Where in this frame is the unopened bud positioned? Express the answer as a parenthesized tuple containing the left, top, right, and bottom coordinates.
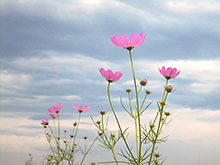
(96, 121, 101, 124)
(84, 136, 87, 139)
(70, 134, 74, 138)
(64, 140, 67, 143)
(160, 101, 166, 105)
(73, 122, 77, 126)
(111, 133, 116, 138)
(150, 124, 155, 128)
(64, 130, 67, 133)
(99, 132, 103, 135)
(126, 88, 131, 93)
(100, 110, 106, 115)
(146, 90, 151, 94)
(140, 79, 147, 86)
(165, 112, 171, 116)
(166, 85, 173, 93)
(155, 153, 160, 158)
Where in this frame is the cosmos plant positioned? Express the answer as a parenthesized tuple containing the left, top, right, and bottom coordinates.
(37, 32, 180, 165)
(92, 33, 180, 165)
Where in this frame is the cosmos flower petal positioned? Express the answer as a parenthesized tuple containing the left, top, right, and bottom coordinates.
(99, 68, 123, 82)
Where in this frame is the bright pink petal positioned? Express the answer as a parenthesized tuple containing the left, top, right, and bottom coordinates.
(99, 68, 105, 77)
(166, 67, 172, 76)
(57, 103, 62, 110)
(79, 105, 83, 110)
(129, 33, 141, 46)
(170, 68, 177, 77)
(111, 36, 121, 47)
(75, 103, 79, 109)
(117, 35, 129, 47)
(84, 105, 90, 111)
(174, 70, 180, 77)
(72, 103, 79, 110)
(136, 34, 146, 46)
(114, 71, 123, 81)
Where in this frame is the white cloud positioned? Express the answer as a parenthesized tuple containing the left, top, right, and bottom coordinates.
(166, 1, 220, 13)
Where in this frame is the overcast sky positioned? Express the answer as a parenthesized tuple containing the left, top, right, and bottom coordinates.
(1, 0, 220, 165)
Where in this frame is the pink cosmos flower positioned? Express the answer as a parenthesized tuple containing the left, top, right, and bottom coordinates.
(49, 114, 60, 118)
(99, 68, 123, 83)
(111, 33, 146, 50)
(159, 66, 180, 80)
(72, 103, 90, 113)
(41, 119, 49, 126)
(48, 103, 62, 113)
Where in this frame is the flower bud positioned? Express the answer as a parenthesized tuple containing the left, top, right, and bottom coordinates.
(146, 90, 151, 94)
(71, 149, 74, 152)
(165, 112, 171, 116)
(166, 85, 173, 93)
(100, 110, 106, 115)
(96, 121, 101, 124)
(155, 153, 160, 158)
(64, 130, 67, 133)
(126, 88, 132, 93)
(150, 124, 155, 128)
(140, 79, 147, 86)
(84, 136, 87, 139)
(57, 137, 60, 140)
(160, 101, 166, 105)
(99, 132, 103, 135)
(64, 140, 67, 143)
(70, 134, 74, 138)
(73, 122, 77, 126)
(111, 133, 116, 138)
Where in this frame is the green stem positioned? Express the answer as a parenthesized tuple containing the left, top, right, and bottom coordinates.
(107, 82, 136, 163)
(148, 80, 169, 165)
(80, 136, 99, 165)
(129, 50, 141, 162)
(44, 128, 56, 157)
(101, 115, 118, 165)
(73, 113, 81, 146)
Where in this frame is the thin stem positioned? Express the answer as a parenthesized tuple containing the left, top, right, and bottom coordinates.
(107, 82, 136, 163)
(148, 80, 169, 165)
(80, 136, 99, 165)
(73, 113, 81, 145)
(129, 50, 141, 162)
(101, 115, 118, 165)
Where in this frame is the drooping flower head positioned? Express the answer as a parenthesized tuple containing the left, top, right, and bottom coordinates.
(48, 103, 62, 113)
(49, 114, 60, 118)
(159, 66, 180, 80)
(111, 33, 146, 50)
(41, 119, 49, 126)
(99, 68, 123, 83)
(72, 103, 90, 113)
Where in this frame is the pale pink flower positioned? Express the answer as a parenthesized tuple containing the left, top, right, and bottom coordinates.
(48, 103, 62, 113)
(159, 66, 180, 80)
(99, 68, 123, 83)
(72, 103, 90, 113)
(111, 33, 146, 50)
(41, 119, 49, 126)
(49, 114, 60, 118)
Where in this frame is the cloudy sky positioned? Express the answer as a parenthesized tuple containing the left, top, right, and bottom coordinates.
(1, 0, 220, 164)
